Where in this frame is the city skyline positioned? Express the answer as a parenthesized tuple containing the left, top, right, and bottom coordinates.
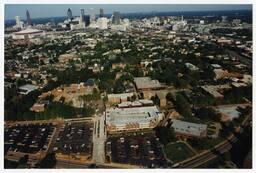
(5, 4, 252, 20)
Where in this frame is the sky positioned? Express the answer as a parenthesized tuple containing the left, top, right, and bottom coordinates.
(5, 4, 252, 20)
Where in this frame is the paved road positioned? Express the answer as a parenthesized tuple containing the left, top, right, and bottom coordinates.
(55, 160, 138, 168)
(47, 122, 63, 153)
(55, 160, 90, 168)
(92, 113, 107, 163)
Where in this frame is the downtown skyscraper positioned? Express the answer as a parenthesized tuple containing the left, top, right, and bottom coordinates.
(67, 8, 73, 20)
(112, 11, 121, 24)
(89, 8, 96, 22)
(79, 9, 85, 25)
(26, 10, 32, 26)
(15, 16, 22, 28)
(99, 8, 104, 18)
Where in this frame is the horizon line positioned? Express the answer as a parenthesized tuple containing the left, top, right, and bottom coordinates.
(5, 8, 252, 21)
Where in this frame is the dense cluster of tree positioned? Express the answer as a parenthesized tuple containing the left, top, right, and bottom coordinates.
(154, 126, 177, 145)
(97, 69, 116, 93)
(37, 153, 56, 168)
(34, 102, 95, 120)
(194, 107, 222, 122)
(4, 159, 19, 168)
(174, 93, 192, 117)
(4, 155, 29, 168)
(148, 56, 216, 88)
(5, 89, 41, 121)
(49, 68, 95, 85)
(113, 73, 134, 94)
(223, 85, 252, 104)
(78, 88, 100, 103)
(4, 86, 95, 121)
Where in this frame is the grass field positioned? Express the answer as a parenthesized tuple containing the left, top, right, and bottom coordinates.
(164, 142, 196, 163)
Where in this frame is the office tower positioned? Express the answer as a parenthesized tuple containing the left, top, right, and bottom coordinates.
(123, 18, 130, 27)
(67, 8, 73, 20)
(89, 8, 96, 22)
(112, 11, 121, 25)
(232, 19, 241, 25)
(97, 17, 108, 29)
(50, 18, 56, 26)
(80, 9, 85, 24)
(222, 16, 228, 23)
(15, 16, 21, 28)
(84, 15, 90, 26)
(26, 10, 32, 26)
(199, 20, 205, 25)
(99, 8, 104, 18)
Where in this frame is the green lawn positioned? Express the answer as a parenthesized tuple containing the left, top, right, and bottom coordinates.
(164, 142, 196, 163)
(207, 129, 215, 136)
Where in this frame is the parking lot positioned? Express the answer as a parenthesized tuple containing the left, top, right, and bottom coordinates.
(106, 132, 167, 168)
(53, 121, 93, 157)
(4, 123, 55, 154)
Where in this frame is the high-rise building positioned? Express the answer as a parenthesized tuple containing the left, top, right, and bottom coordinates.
(112, 11, 121, 25)
(50, 18, 56, 27)
(199, 20, 205, 25)
(97, 17, 108, 29)
(80, 9, 85, 23)
(14, 16, 24, 29)
(222, 16, 228, 23)
(71, 9, 86, 30)
(84, 15, 90, 26)
(232, 19, 241, 26)
(89, 8, 96, 22)
(15, 16, 21, 28)
(26, 10, 32, 26)
(99, 8, 104, 18)
(67, 8, 73, 20)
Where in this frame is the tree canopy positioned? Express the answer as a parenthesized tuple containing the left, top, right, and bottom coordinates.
(175, 93, 192, 117)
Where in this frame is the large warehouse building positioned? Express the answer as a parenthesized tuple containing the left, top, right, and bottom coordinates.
(106, 100, 164, 133)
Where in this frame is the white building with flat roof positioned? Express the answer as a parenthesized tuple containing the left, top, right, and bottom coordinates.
(19, 84, 38, 95)
(201, 84, 231, 99)
(171, 119, 207, 138)
(185, 63, 199, 71)
(108, 92, 135, 103)
(134, 77, 162, 90)
(214, 104, 250, 122)
(106, 100, 164, 132)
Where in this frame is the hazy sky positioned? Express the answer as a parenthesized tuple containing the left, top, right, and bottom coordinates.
(5, 4, 252, 20)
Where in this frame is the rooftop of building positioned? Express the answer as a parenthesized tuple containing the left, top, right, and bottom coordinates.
(106, 107, 162, 125)
(106, 100, 163, 126)
(19, 84, 38, 92)
(214, 104, 249, 121)
(108, 92, 134, 99)
(171, 119, 207, 137)
(134, 77, 162, 90)
(201, 84, 231, 98)
(14, 28, 43, 35)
